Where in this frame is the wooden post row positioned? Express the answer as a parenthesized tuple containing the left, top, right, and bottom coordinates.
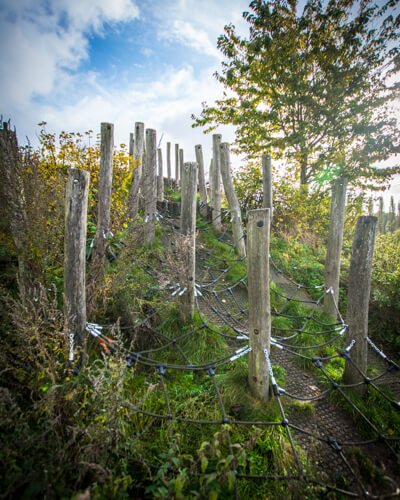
(94, 122, 114, 264)
(343, 216, 377, 389)
(247, 208, 271, 402)
(64, 168, 90, 368)
(220, 142, 246, 258)
(179, 162, 198, 321)
(195, 144, 209, 218)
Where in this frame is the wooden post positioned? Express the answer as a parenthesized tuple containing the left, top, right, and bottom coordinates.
(179, 148, 184, 186)
(343, 216, 377, 388)
(0, 122, 29, 295)
(167, 142, 172, 186)
(324, 177, 348, 318)
(211, 134, 222, 231)
(143, 129, 157, 246)
(129, 132, 134, 168)
(207, 158, 213, 203)
(179, 162, 198, 322)
(195, 144, 208, 218)
(247, 208, 271, 402)
(175, 143, 179, 183)
(220, 143, 246, 258)
(64, 168, 90, 368)
(157, 148, 164, 202)
(94, 122, 114, 262)
(128, 122, 145, 220)
(262, 154, 273, 214)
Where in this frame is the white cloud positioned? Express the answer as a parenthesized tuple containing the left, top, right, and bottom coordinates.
(0, 0, 139, 107)
(159, 20, 222, 59)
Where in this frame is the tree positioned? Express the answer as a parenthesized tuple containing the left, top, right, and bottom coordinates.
(192, 0, 400, 188)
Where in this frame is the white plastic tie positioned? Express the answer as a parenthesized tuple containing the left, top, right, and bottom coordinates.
(69, 333, 74, 362)
(345, 339, 356, 352)
(230, 346, 251, 362)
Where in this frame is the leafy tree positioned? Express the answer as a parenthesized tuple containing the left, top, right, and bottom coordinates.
(193, 0, 400, 188)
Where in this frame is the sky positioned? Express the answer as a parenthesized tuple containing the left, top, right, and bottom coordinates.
(1, 0, 399, 206)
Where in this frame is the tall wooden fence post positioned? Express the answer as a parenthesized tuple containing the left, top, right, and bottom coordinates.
(207, 158, 213, 204)
(143, 129, 157, 246)
(175, 144, 179, 184)
(220, 143, 246, 258)
(195, 144, 208, 218)
(211, 134, 222, 231)
(179, 148, 184, 186)
(94, 122, 114, 263)
(343, 216, 377, 389)
(129, 132, 134, 170)
(0, 122, 29, 299)
(157, 148, 164, 201)
(247, 208, 271, 402)
(262, 154, 273, 214)
(167, 142, 172, 186)
(324, 177, 347, 317)
(64, 168, 90, 369)
(128, 122, 145, 220)
(179, 162, 198, 322)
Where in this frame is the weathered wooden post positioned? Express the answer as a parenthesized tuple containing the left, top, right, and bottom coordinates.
(167, 142, 172, 186)
(94, 122, 114, 263)
(179, 148, 184, 186)
(247, 208, 271, 402)
(207, 158, 213, 203)
(129, 132, 134, 168)
(128, 122, 145, 220)
(0, 122, 29, 296)
(324, 177, 348, 318)
(157, 148, 164, 202)
(262, 154, 273, 214)
(343, 216, 377, 389)
(175, 143, 179, 183)
(179, 162, 198, 322)
(195, 144, 208, 218)
(143, 129, 157, 245)
(211, 134, 222, 231)
(220, 143, 246, 258)
(64, 168, 90, 369)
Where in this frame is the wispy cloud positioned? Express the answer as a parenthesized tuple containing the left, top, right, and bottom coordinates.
(159, 20, 222, 59)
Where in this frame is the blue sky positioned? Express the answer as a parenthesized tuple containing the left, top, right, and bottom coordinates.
(0, 0, 399, 203)
(0, 0, 249, 173)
